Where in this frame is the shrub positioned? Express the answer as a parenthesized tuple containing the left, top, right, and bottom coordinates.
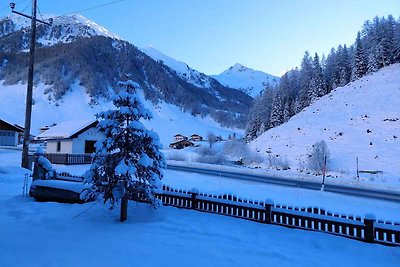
(307, 140, 330, 172)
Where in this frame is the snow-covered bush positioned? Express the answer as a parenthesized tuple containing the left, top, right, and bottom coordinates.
(307, 140, 330, 172)
(223, 139, 264, 165)
(268, 154, 290, 170)
(207, 131, 217, 148)
(85, 78, 165, 221)
(196, 147, 225, 165)
(165, 150, 188, 162)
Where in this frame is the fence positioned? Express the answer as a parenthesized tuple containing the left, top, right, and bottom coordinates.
(44, 153, 93, 165)
(51, 173, 400, 246)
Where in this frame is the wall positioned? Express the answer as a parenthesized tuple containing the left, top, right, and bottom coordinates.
(72, 127, 104, 154)
(0, 131, 18, 146)
(47, 140, 73, 153)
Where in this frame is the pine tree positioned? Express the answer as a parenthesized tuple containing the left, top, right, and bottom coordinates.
(86, 78, 166, 221)
(310, 53, 326, 99)
(352, 32, 368, 79)
(269, 93, 284, 128)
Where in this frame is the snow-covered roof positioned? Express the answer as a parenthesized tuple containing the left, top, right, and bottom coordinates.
(38, 119, 97, 140)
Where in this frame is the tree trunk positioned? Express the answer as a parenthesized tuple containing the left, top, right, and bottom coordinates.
(120, 196, 128, 222)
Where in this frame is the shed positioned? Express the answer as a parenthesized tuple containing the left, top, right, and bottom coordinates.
(37, 119, 103, 154)
(0, 119, 24, 146)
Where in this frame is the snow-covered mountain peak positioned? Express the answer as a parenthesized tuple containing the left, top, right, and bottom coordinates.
(0, 13, 119, 45)
(213, 64, 280, 98)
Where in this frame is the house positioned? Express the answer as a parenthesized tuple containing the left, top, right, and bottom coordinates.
(169, 140, 194, 149)
(0, 119, 24, 146)
(37, 119, 104, 154)
(174, 134, 188, 142)
(190, 134, 203, 141)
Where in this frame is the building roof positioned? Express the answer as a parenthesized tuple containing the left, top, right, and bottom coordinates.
(174, 134, 185, 137)
(0, 119, 24, 133)
(169, 140, 194, 146)
(38, 119, 98, 140)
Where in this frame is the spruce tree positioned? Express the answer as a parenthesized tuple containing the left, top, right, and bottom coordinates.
(269, 93, 284, 128)
(86, 78, 166, 221)
(352, 32, 368, 79)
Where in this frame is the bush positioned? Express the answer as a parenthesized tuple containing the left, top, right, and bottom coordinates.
(196, 147, 225, 165)
(165, 150, 188, 162)
(268, 154, 290, 170)
(223, 139, 264, 165)
(307, 140, 330, 172)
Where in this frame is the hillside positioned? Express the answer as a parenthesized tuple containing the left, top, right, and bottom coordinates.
(0, 81, 241, 146)
(213, 63, 280, 97)
(250, 64, 400, 184)
(0, 14, 252, 129)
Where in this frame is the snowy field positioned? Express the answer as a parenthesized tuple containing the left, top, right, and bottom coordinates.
(251, 64, 400, 186)
(0, 150, 399, 266)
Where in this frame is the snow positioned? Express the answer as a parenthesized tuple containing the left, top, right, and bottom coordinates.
(251, 64, 400, 186)
(213, 63, 280, 97)
(0, 81, 240, 146)
(38, 119, 96, 139)
(1, 148, 400, 266)
(23, 151, 399, 222)
(141, 46, 213, 89)
(0, 148, 399, 266)
(31, 179, 90, 193)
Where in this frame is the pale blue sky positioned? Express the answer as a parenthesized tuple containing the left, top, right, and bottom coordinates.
(1, 0, 398, 76)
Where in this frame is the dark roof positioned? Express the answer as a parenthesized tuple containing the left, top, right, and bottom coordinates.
(174, 134, 185, 137)
(0, 119, 24, 132)
(169, 140, 194, 146)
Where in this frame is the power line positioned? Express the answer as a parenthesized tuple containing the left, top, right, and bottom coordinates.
(63, 0, 129, 16)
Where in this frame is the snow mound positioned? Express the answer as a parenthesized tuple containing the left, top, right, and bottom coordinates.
(250, 64, 400, 185)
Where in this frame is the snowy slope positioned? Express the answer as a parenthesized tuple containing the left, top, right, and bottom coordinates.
(0, 82, 241, 146)
(141, 46, 213, 89)
(213, 63, 280, 97)
(250, 64, 400, 184)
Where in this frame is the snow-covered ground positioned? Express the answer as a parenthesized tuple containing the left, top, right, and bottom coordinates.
(0, 149, 399, 266)
(7, 147, 395, 222)
(251, 64, 400, 186)
(0, 81, 240, 146)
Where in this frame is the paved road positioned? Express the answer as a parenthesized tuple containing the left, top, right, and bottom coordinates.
(167, 165, 400, 203)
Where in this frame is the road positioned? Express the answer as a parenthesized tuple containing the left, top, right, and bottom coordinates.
(167, 164, 400, 203)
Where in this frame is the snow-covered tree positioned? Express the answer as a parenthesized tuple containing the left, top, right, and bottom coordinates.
(352, 32, 368, 79)
(86, 79, 166, 221)
(269, 93, 284, 128)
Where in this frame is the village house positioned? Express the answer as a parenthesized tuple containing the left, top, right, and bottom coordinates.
(174, 134, 188, 142)
(37, 120, 104, 154)
(190, 133, 203, 141)
(169, 140, 194, 150)
(0, 119, 24, 146)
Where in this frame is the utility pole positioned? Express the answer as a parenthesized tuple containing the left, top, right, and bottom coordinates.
(321, 155, 327, 191)
(10, 2, 52, 169)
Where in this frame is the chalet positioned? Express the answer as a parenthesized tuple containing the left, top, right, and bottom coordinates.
(37, 120, 104, 154)
(169, 140, 194, 150)
(190, 134, 203, 141)
(0, 119, 24, 146)
(174, 134, 188, 142)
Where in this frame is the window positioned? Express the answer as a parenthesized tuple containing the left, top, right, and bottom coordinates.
(56, 141, 61, 152)
(84, 140, 96, 154)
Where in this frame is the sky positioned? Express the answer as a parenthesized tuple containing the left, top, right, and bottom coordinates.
(0, 0, 399, 76)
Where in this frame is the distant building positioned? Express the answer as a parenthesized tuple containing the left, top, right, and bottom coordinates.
(37, 120, 104, 154)
(174, 134, 188, 142)
(169, 140, 194, 150)
(0, 119, 24, 146)
(190, 134, 203, 141)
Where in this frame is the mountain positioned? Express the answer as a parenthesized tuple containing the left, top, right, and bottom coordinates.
(0, 14, 252, 129)
(250, 64, 400, 184)
(213, 63, 280, 97)
(141, 46, 213, 89)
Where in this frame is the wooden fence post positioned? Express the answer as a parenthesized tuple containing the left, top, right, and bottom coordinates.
(190, 188, 199, 209)
(364, 213, 376, 243)
(264, 199, 274, 224)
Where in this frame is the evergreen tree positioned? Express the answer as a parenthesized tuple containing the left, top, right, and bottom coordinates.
(352, 32, 368, 79)
(310, 53, 326, 99)
(269, 93, 284, 128)
(86, 78, 166, 221)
